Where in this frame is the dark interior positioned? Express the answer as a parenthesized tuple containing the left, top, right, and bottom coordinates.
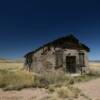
(66, 56, 76, 73)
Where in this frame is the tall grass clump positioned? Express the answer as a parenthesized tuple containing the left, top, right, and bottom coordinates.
(0, 69, 34, 90)
(56, 86, 80, 99)
(33, 71, 72, 88)
(0, 63, 100, 91)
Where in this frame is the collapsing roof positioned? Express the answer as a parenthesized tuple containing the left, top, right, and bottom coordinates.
(24, 34, 90, 57)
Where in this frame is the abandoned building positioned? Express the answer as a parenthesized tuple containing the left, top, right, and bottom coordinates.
(24, 35, 90, 73)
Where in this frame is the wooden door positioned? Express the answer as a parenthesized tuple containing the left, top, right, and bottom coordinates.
(66, 56, 76, 73)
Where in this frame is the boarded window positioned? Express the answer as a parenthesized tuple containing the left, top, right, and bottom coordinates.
(79, 53, 85, 66)
(55, 50, 63, 68)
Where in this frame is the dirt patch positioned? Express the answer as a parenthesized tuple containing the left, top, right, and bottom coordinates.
(74, 78, 100, 100)
(0, 88, 49, 100)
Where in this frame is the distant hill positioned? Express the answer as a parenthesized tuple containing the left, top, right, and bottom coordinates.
(0, 58, 11, 63)
(0, 58, 24, 63)
(89, 60, 100, 63)
(13, 59, 24, 63)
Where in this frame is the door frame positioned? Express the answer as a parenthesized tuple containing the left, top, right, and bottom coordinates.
(66, 56, 76, 73)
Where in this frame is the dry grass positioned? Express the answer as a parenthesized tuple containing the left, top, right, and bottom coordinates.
(0, 62, 100, 89)
(41, 86, 80, 100)
(89, 62, 100, 73)
(0, 62, 81, 97)
(0, 69, 34, 90)
(56, 86, 80, 99)
(0, 62, 35, 90)
(0, 62, 23, 70)
(0, 62, 100, 99)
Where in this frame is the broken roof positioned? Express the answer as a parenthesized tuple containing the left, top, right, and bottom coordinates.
(24, 34, 90, 57)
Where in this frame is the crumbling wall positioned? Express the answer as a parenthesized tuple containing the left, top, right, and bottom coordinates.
(31, 47, 56, 73)
(26, 46, 89, 74)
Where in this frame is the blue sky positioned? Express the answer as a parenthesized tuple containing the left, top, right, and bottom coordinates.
(0, 0, 100, 60)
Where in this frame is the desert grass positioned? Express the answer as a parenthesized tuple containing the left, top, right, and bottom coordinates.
(0, 69, 35, 90)
(0, 62, 35, 90)
(0, 62, 100, 99)
(0, 62, 23, 70)
(0, 63, 81, 99)
(0, 62, 100, 90)
(89, 62, 100, 71)
(41, 86, 80, 100)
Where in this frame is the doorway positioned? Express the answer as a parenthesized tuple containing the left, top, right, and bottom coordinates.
(66, 56, 76, 73)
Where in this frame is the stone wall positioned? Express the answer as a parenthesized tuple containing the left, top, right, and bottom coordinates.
(31, 47, 56, 73)
(30, 46, 89, 73)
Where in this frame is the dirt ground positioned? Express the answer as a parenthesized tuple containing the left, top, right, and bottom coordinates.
(0, 78, 100, 100)
(0, 88, 49, 100)
(0, 62, 100, 100)
(75, 78, 100, 100)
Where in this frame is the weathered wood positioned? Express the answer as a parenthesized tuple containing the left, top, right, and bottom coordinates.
(24, 35, 90, 73)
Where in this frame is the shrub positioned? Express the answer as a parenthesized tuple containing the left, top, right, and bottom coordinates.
(87, 69, 100, 77)
(33, 71, 72, 88)
(0, 65, 100, 91)
(48, 85, 55, 92)
(42, 71, 69, 84)
(56, 86, 80, 99)
(33, 74, 49, 88)
(0, 69, 34, 90)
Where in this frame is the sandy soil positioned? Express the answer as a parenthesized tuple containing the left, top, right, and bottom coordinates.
(75, 78, 100, 100)
(0, 88, 50, 100)
(0, 78, 100, 100)
(0, 88, 85, 100)
(0, 62, 100, 100)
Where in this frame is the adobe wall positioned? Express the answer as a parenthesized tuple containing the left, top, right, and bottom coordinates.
(31, 46, 89, 73)
(31, 47, 56, 73)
